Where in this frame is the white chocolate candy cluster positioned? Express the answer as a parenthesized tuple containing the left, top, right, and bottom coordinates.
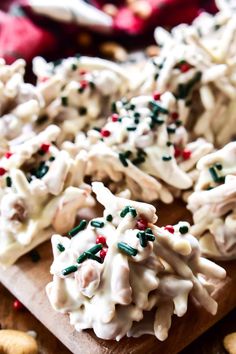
(67, 94, 212, 203)
(0, 125, 94, 267)
(139, 5, 236, 146)
(188, 142, 236, 260)
(0, 58, 43, 144)
(47, 182, 226, 341)
(32, 56, 130, 144)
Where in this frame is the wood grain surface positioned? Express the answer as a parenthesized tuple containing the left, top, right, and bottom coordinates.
(0, 200, 235, 354)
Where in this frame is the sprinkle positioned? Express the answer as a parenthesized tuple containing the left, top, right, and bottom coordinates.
(127, 126, 136, 131)
(132, 156, 145, 165)
(174, 146, 182, 158)
(117, 242, 137, 256)
(120, 206, 137, 218)
(175, 120, 182, 127)
(177, 71, 202, 99)
(180, 63, 191, 73)
(77, 244, 103, 264)
(166, 141, 173, 147)
(215, 163, 223, 170)
(136, 218, 148, 230)
(6, 176, 12, 187)
(137, 231, 148, 247)
(36, 165, 49, 179)
(5, 152, 13, 159)
(155, 117, 165, 125)
(40, 143, 50, 154)
(129, 104, 135, 110)
(0, 167, 7, 176)
(100, 248, 108, 259)
(119, 153, 128, 167)
(171, 112, 179, 120)
(79, 106, 87, 115)
(182, 149, 192, 160)
(179, 225, 189, 234)
(68, 220, 87, 236)
(150, 101, 169, 114)
(62, 265, 78, 276)
(96, 235, 106, 245)
(71, 63, 77, 71)
(164, 225, 174, 234)
(29, 250, 41, 263)
(134, 118, 140, 124)
(61, 96, 68, 106)
(209, 167, 219, 183)
(13, 299, 24, 311)
(89, 81, 95, 89)
(167, 126, 176, 134)
(111, 113, 119, 122)
(92, 127, 101, 132)
(111, 101, 117, 113)
(101, 129, 111, 137)
(90, 220, 105, 228)
(153, 91, 161, 101)
(49, 156, 55, 162)
(106, 214, 113, 222)
(57, 243, 65, 252)
(87, 243, 103, 255)
(134, 112, 140, 118)
(162, 155, 172, 161)
(124, 150, 132, 158)
(86, 253, 103, 263)
(77, 252, 88, 264)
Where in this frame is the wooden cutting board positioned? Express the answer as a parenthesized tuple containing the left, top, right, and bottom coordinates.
(0, 200, 235, 354)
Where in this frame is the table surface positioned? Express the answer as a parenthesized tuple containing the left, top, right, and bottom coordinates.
(0, 282, 235, 354)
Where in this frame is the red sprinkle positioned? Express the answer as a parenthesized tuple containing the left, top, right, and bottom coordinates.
(0, 167, 7, 176)
(164, 225, 174, 234)
(101, 129, 111, 138)
(171, 112, 179, 120)
(100, 248, 108, 259)
(5, 152, 13, 159)
(96, 235, 107, 245)
(174, 146, 181, 158)
(80, 80, 88, 89)
(180, 63, 191, 73)
(111, 113, 119, 122)
(153, 91, 161, 101)
(40, 77, 49, 83)
(136, 218, 148, 231)
(79, 69, 87, 75)
(13, 299, 24, 311)
(182, 149, 192, 160)
(40, 143, 50, 153)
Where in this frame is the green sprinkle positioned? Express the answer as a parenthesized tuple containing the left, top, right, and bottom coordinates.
(90, 220, 104, 228)
(146, 234, 155, 241)
(61, 96, 68, 106)
(120, 206, 137, 218)
(120, 206, 130, 218)
(49, 156, 55, 162)
(214, 24, 221, 30)
(134, 118, 140, 124)
(89, 81, 95, 89)
(92, 127, 101, 132)
(118, 118, 123, 122)
(57, 243, 65, 252)
(111, 102, 117, 113)
(62, 265, 78, 276)
(146, 228, 153, 234)
(129, 104, 135, 110)
(6, 176, 12, 187)
(156, 117, 165, 125)
(166, 141, 173, 147)
(87, 243, 103, 254)
(127, 126, 136, 131)
(79, 106, 87, 115)
(167, 126, 176, 134)
(132, 156, 145, 165)
(78, 86, 84, 94)
(215, 163, 223, 170)
(134, 112, 140, 118)
(124, 150, 132, 158)
(68, 220, 87, 237)
(86, 252, 103, 263)
(71, 63, 77, 71)
(119, 153, 128, 167)
(175, 120, 182, 127)
(106, 214, 113, 222)
(36, 114, 48, 126)
(177, 71, 202, 99)
(150, 101, 169, 114)
(154, 73, 159, 80)
(77, 252, 88, 264)
(162, 155, 172, 161)
(209, 167, 219, 183)
(179, 225, 189, 234)
(36, 165, 49, 179)
(117, 242, 137, 256)
(137, 231, 148, 248)
(137, 148, 147, 157)
(217, 176, 225, 183)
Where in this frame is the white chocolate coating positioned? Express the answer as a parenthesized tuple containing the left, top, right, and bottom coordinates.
(137, 6, 236, 146)
(68, 94, 212, 203)
(188, 142, 236, 259)
(47, 182, 226, 341)
(0, 125, 94, 267)
(32, 56, 130, 144)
